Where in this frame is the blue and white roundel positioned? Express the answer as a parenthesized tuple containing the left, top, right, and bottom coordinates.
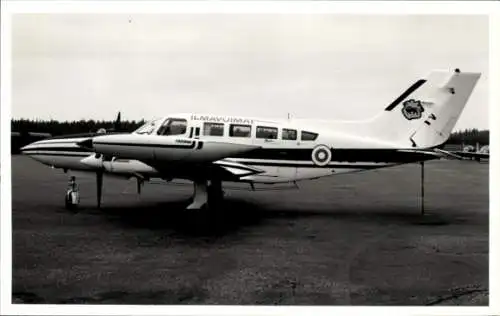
(311, 145, 332, 166)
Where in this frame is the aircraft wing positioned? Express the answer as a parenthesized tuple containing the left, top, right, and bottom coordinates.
(78, 135, 266, 181)
(141, 158, 265, 182)
(80, 136, 262, 164)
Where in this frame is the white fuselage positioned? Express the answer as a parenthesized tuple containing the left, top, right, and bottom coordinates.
(21, 114, 403, 184)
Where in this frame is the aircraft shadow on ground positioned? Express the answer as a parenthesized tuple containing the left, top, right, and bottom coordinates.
(74, 198, 460, 237)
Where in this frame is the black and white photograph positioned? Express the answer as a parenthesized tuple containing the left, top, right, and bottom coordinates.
(1, 1, 497, 315)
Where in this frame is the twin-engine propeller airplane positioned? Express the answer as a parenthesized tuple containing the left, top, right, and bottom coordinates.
(21, 69, 481, 211)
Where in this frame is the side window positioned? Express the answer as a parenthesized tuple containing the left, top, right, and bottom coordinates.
(256, 126, 278, 139)
(282, 128, 297, 140)
(158, 119, 187, 136)
(229, 124, 251, 137)
(301, 131, 318, 141)
(203, 123, 224, 136)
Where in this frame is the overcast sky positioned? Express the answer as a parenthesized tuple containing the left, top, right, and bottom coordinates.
(12, 14, 489, 130)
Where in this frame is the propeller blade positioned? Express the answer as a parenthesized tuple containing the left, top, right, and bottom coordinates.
(137, 178, 142, 195)
(96, 171, 103, 208)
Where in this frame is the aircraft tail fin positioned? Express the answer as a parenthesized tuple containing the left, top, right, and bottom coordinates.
(368, 69, 481, 148)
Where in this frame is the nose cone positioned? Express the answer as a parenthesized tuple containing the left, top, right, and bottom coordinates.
(20, 141, 41, 154)
(19, 140, 50, 165)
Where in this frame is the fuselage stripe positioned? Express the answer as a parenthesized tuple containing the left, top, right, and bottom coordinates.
(384, 79, 427, 111)
(22, 152, 92, 157)
(22, 146, 91, 153)
(94, 141, 196, 149)
(241, 162, 389, 169)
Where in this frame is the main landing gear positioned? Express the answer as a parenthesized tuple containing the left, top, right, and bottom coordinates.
(186, 179, 224, 211)
(63, 174, 223, 212)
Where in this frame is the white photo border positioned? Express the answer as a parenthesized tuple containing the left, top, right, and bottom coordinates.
(1, 1, 498, 315)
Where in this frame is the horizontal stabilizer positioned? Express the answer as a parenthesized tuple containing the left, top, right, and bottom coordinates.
(397, 148, 476, 161)
(432, 148, 465, 160)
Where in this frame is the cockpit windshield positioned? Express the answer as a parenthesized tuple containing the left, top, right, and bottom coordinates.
(157, 118, 187, 136)
(133, 118, 164, 135)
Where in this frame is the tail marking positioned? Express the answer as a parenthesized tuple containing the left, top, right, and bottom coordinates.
(385, 79, 427, 111)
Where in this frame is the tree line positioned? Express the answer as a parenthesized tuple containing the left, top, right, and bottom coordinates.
(446, 128, 489, 145)
(11, 118, 144, 136)
(11, 118, 489, 145)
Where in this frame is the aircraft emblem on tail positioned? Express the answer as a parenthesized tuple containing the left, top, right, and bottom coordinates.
(401, 99, 424, 120)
